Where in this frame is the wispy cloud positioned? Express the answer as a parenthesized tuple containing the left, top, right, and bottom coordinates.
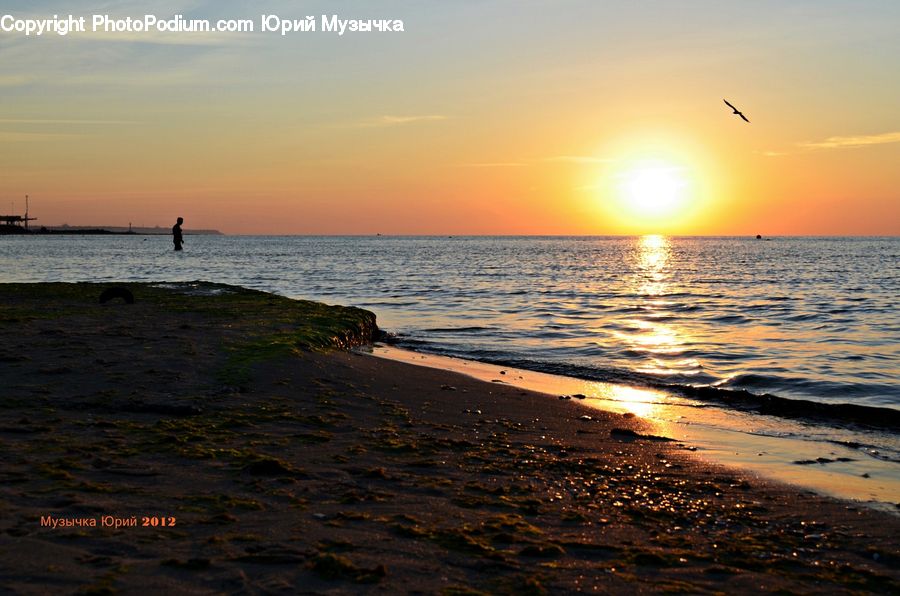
(762, 130, 900, 156)
(458, 162, 526, 168)
(0, 118, 136, 125)
(358, 115, 448, 127)
(0, 119, 136, 141)
(457, 154, 615, 168)
(0, 131, 81, 141)
(0, 75, 34, 87)
(544, 155, 614, 164)
(72, 29, 244, 47)
(798, 131, 900, 150)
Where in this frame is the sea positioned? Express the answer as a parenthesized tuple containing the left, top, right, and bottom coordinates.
(2, 234, 899, 506)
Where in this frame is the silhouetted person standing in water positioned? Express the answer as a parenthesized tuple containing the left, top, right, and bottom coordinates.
(173, 217, 184, 251)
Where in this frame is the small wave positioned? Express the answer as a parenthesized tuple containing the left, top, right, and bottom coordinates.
(708, 314, 752, 324)
(784, 313, 820, 322)
(672, 304, 703, 312)
(381, 334, 433, 347)
(715, 374, 900, 401)
(639, 314, 680, 322)
(678, 385, 900, 431)
(421, 326, 494, 334)
(363, 301, 422, 308)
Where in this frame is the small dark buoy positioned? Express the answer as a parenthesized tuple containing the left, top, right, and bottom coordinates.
(99, 287, 135, 304)
(756, 234, 762, 239)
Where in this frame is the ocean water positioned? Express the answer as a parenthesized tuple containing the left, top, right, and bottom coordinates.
(2, 234, 899, 502)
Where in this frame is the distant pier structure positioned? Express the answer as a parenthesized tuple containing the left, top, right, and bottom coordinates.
(1, 195, 37, 232)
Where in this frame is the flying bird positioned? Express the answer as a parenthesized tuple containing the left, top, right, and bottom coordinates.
(724, 99, 750, 123)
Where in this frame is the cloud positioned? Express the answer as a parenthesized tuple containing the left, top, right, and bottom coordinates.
(0, 75, 35, 87)
(72, 29, 244, 47)
(358, 115, 448, 127)
(763, 130, 900, 156)
(458, 154, 616, 168)
(457, 162, 526, 168)
(544, 155, 614, 164)
(0, 119, 136, 140)
(798, 131, 900, 150)
(0, 118, 136, 125)
(0, 131, 81, 141)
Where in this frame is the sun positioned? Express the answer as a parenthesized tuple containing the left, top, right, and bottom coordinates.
(584, 133, 713, 233)
(620, 161, 688, 218)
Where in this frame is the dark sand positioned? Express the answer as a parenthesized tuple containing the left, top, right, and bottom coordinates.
(1, 283, 898, 594)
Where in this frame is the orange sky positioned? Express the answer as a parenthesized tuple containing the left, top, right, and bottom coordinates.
(2, 1, 899, 235)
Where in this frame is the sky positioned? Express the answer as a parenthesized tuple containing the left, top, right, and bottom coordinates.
(1, 0, 899, 235)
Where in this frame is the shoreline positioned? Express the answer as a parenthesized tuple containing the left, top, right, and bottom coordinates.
(1, 282, 898, 592)
(369, 346, 900, 513)
(376, 345, 900, 431)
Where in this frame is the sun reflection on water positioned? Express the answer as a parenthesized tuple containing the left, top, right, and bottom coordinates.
(638, 234, 669, 296)
(618, 235, 702, 378)
(575, 381, 676, 433)
(604, 385, 660, 418)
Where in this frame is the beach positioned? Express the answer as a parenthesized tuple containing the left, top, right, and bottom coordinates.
(1, 282, 898, 594)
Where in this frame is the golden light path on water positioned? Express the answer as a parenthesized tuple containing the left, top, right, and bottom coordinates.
(619, 235, 701, 378)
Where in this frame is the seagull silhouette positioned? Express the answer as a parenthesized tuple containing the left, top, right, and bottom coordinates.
(724, 99, 750, 123)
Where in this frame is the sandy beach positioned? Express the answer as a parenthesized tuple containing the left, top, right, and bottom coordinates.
(1, 282, 898, 594)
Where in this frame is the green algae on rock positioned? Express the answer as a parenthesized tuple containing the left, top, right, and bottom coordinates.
(0, 281, 377, 351)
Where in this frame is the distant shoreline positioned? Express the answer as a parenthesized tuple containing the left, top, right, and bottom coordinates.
(0, 225, 222, 236)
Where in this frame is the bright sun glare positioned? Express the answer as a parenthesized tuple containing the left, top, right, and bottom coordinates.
(620, 161, 687, 218)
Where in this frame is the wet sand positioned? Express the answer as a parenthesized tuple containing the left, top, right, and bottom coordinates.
(371, 346, 900, 510)
(1, 282, 898, 594)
